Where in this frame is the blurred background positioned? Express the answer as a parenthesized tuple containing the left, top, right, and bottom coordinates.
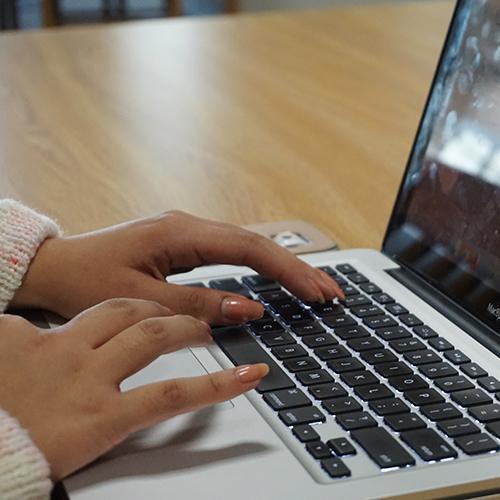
(1, 0, 414, 31)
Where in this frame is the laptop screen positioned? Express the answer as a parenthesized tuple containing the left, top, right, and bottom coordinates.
(383, 0, 500, 335)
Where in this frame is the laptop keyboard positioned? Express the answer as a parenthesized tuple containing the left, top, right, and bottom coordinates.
(189, 264, 500, 480)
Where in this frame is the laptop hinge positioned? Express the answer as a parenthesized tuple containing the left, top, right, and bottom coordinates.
(386, 267, 500, 357)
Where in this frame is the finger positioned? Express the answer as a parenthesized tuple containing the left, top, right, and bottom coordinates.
(96, 315, 212, 382)
(56, 298, 173, 348)
(163, 216, 343, 303)
(118, 363, 269, 433)
(146, 281, 265, 325)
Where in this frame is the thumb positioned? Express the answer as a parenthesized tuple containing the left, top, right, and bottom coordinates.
(149, 281, 265, 325)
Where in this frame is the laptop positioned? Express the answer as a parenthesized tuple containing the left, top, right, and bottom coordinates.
(56, 1, 500, 498)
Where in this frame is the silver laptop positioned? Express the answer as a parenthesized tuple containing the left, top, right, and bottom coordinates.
(56, 1, 500, 498)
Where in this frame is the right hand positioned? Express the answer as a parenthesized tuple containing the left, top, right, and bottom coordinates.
(0, 298, 268, 481)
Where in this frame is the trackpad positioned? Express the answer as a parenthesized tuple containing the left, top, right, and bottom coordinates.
(120, 346, 234, 410)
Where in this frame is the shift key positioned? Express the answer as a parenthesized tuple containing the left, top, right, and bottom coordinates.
(213, 327, 294, 392)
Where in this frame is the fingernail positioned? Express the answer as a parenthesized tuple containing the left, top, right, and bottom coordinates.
(235, 363, 269, 383)
(221, 297, 264, 322)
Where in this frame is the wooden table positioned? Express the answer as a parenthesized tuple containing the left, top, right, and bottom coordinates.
(0, 1, 454, 249)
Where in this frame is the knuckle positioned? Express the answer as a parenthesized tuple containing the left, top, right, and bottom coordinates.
(160, 380, 186, 411)
(137, 317, 168, 340)
(0, 314, 32, 331)
(184, 289, 206, 313)
(103, 297, 140, 316)
(207, 373, 224, 395)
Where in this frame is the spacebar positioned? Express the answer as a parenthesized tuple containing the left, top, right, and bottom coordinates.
(213, 327, 295, 393)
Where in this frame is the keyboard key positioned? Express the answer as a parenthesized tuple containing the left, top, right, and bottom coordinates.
(306, 441, 332, 459)
(373, 293, 394, 304)
(435, 376, 474, 393)
(428, 337, 454, 351)
(323, 315, 357, 328)
(302, 333, 338, 349)
(291, 321, 325, 337)
(413, 325, 438, 339)
(361, 349, 398, 365)
(385, 413, 426, 431)
(405, 389, 444, 406)
(369, 398, 410, 416)
(486, 421, 500, 438)
(455, 433, 499, 455)
(317, 266, 338, 276)
(279, 406, 326, 426)
(333, 325, 370, 340)
(242, 275, 280, 293)
(327, 358, 364, 373)
(336, 264, 357, 274)
(209, 278, 252, 297)
(451, 389, 492, 407)
(308, 382, 347, 400)
(347, 337, 384, 352)
(419, 362, 458, 379)
(280, 310, 315, 325)
(351, 427, 415, 468)
(249, 319, 284, 335)
(344, 295, 372, 307)
(385, 303, 409, 316)
(354, 384, 393, 401)
(315, 345, 350, 361)
(359, 282, 382, 294)
(399, 314, 423, 327)
(437, 418, 480, 438)
(341, 285, 359, 296)
(341, 371, 378, 387)
(334, 276, 348, 286)
(185, 281, 206, 288)
(309, 301, 344, 317)
(263, 388, 311, 410)
(375, 326, 411, 341)
(460, 363, 488, 379)
(401, 429, 457, 461)
(296, 369, 334, 386)
(327, 437, 356, 456)
(364, 315, 397, 329)
(336, 411, 377, 430)
(269, 300, 301, 315)
(284, 357, 320, 372)
(420, 403, 461, 421)
(388, 374, 428, 392)
(404, 350, 442, 366)
(468, 403, 500, 423)
(213, 327, 294, 392)
(322, 397, 362, 415)
(321, 457, 351, 478)
(351, 305, 384, 318)
(261, 332, 295, 347)
(293, 424, 319, 442)
(444, 349, 470, 365)
(375, 361, 412, 378)
(349, 272, 368, 284)
(272, 344, 307, 360)
(389, 338, 426, 353)
(478, 376, 500, 393)
(259, 290, 289, 303)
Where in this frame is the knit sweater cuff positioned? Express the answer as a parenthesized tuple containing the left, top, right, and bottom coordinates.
(0, 408, 52, 500)
(0, 200, 61, 313)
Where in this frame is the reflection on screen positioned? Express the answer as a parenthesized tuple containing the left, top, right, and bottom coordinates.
(384, 0, 500, 333)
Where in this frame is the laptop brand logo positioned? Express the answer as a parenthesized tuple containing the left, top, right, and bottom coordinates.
(487, 303, 500, 321)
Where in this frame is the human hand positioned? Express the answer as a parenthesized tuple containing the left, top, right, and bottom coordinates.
(0, 298, 269, 480)
(11, 211, 343, 321)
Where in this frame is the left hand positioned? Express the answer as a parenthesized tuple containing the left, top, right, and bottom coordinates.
(11, 211, 343, 323)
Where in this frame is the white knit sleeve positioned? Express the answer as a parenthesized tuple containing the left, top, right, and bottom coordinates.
(0, 408, 52, 500)
(0, 200, 62, 313)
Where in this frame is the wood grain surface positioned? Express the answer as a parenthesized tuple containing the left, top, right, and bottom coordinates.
(0, 1, 454, 249)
